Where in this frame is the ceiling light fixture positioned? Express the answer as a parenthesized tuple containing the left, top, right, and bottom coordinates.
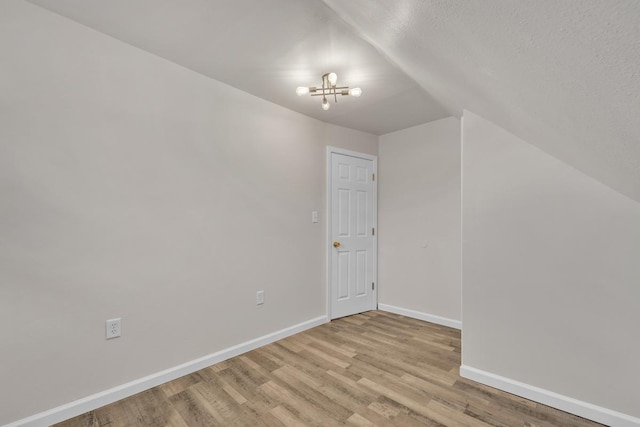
(296, 72, 362, 111)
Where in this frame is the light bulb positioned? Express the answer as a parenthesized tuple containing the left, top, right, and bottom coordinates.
(328, 72, 338, 86)
(296, 86, 309, 96)
(348, 87, 362, 97)
(322, 98, 330, 111)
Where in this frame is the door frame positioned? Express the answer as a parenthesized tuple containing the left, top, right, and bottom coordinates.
(326, 146, 378, 319)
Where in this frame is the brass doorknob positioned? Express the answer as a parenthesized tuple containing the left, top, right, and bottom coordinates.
(333, 241, 341, 248)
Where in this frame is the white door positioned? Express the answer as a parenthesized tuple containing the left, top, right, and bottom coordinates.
(329, 149, 377, 319)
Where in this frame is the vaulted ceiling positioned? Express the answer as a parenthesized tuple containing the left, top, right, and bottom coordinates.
(25, 0, 640, 202)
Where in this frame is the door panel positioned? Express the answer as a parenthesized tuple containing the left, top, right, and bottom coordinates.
(356, 190, 367, 236)
(356, 250, 367, 296)
(338, 189, 350, 236)
(330, 152, 376, 319)
(338, 252, 350, 300)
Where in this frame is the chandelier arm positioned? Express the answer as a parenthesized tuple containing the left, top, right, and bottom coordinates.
(309, 86, 348, 96)
(322, 74, 327, 103)
(310, 92, 348, 97)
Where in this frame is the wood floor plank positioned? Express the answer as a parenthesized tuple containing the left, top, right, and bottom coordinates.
(346, 412, 377, 426)
(259, 380, 342, 427)
(159, 371, 204, 398)
(270, 405, 306, 427)
(425, 399, 494, 427)
(54, 311, 605, 427)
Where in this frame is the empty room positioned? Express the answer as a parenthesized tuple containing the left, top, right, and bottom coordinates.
(1, 1, 639, 426)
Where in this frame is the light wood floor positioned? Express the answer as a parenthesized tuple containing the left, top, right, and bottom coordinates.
(56, 311, 603, 426)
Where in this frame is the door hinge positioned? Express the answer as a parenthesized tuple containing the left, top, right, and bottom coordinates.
(372, 173, 375, 181)
(372, 227, 375, 236)
(372, 282, 375, 290)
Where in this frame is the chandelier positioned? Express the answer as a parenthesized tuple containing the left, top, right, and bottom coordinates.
(296, 72, 362, 111)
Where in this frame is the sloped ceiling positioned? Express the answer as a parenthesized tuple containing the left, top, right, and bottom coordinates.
(24, 0, 449, 135)
(25, 0, 640, 201)
(324, 0, 640, 202)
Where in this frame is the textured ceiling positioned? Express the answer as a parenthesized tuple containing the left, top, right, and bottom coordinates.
(325, 0, 640, 202)
(24, 0, 640, 201)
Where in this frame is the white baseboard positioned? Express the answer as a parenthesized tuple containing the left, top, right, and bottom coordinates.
(5, 315, 329, 427)
(460, 365, 640, 427)
(377, 303, 462, 330)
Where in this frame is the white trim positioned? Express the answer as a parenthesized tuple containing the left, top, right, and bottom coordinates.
(460, 365, 640, 427)
(378, 304, 462, 330)
(326, 146, 377, 163)
(326, 147, 378, 320)
(5, 316, 329, 427)
(460, 114, 465, 364)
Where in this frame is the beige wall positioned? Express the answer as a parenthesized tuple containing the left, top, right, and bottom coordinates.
(0, 1, 377, 424)
(462, 110, 640, 419)
(378, 118, 461, 323)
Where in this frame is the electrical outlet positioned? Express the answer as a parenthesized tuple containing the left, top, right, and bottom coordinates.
(256, 290, 265, 305)
(106, 318, 121, 339)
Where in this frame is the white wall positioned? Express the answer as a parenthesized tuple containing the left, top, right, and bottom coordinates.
(0, 1, 377, 424)
(378, 118, 461, 324)
(461, 111, 640, 420)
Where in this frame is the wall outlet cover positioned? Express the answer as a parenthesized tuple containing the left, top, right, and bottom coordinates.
(106, 318, 121, 339)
